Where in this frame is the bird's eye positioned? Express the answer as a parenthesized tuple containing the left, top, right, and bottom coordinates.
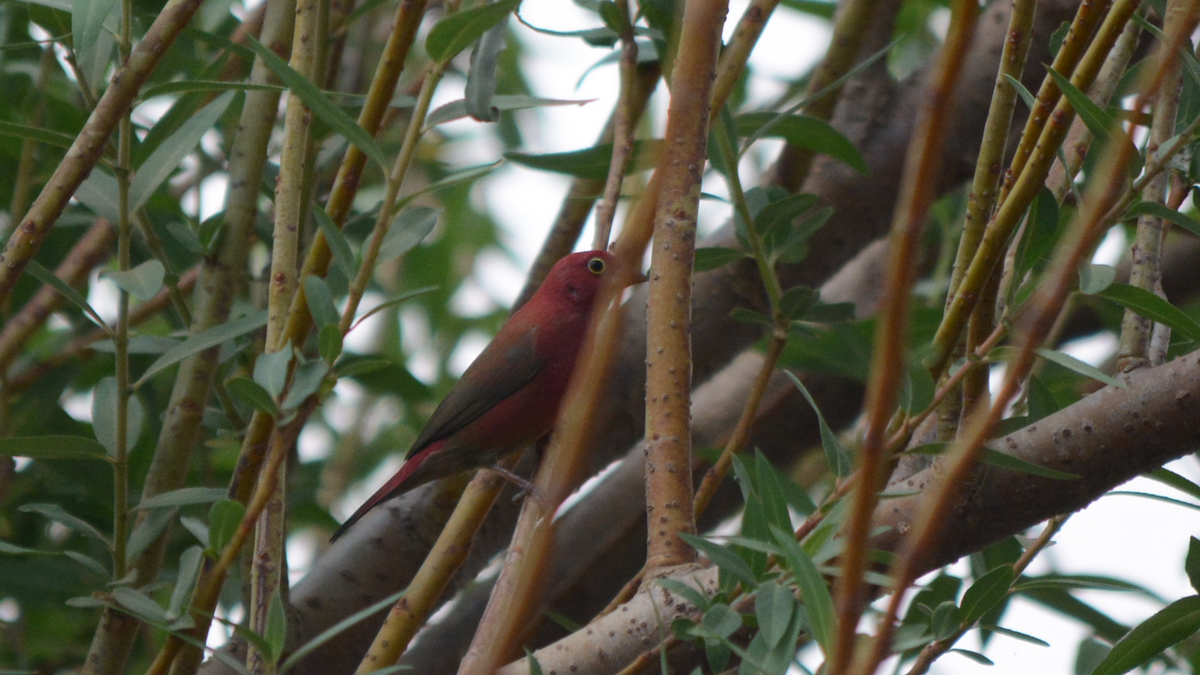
(587, 257, 606, 275)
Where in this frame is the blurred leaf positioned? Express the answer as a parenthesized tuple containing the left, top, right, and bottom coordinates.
(319, 326, 343, 364)
(770, 524, 835, 655)
(76, 170, 120, 223)
(784, 371, 851, 477)
(25, 260, 110, 332)
(227, 378, 279, 417)
(1097, 283, 1200, 341)
(1089, 595, 1200, 675)
(91, 374, 144, 454)
(1126, 201, 1200, 239)
(735, 112, 868, 174)
(1187, 537, 1200, 595)
(208, 499, 245, 552)
(19, 503, 110, 546)
(304, 276, 340, 329)
(779, 286, 815, 322)
(755, 581, 796, 648)
(135, 487, 228, 510)
(680, 534, 759, 590)
(113, 587, 168, 624)
(427, 96, 592, 127)
(64, 550, 109, 580)
(281, 360, 330, 410)
(980, 624, 1048, 646)
(0, 120, 78, 151)
(753, 192, 819, 238)
(105, 260, 166, 302)
(379, 207, 439, 261)
(254, 345, 293, 399)
(1078, 263, 1116, 295)
(247, 36, 388, 170)
(137, 311, 269, 387)
(126, 506, 176, 560)
(312, 207, 357, 277)
(72, 0, 116, 90)
(130, 92, 234, 212)
(1035, 348, 1124, 389)
(960, 564, 1014, 624)
(506, 140, 662, 180)
(1027, 375, 1058, 423)
(1047, 68, 1122, 151)
(931, 600, 962, 639)
(1017, 187, 1061, 276)
(981, 449, 1079, 480)
(0, 541, 43, 554)
(426, 0, 521, 63)
(694, 247, 748, 272)
(398, 162, 502, 207)
(1003, 73, 1038, 110)
(169, 547, 204, 619)
(0, 436, 109, 460)
(950, 648, 993, 665)
(140, 81, 283, 99)
(267, 589, 287, 662)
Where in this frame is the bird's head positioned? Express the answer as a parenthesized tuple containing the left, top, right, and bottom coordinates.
(542, 250, 646, 309)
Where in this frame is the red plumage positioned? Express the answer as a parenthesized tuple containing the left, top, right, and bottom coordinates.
(331, 250, 636, 540)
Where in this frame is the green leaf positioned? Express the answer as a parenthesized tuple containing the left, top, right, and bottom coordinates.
(136, 311, 269, 387)
(755, 581, 797, 648)
(140, 80, 283, 100)
(931, 600, 963, 639)
(735, 112, 868, 174)
(1187, 538, 1200, 595)
(71, 0, 117, 90)
(267, 589, 287, 662)
(19, 503, 110, 545)
(0, 120, 79, 151)
(25, 260, 110, 332)
(91, 377, 144, 456)
(227, 378, 279, 417)
(425, 95, 592, 128)
(1046, 68, 1119, 147)
(106, 260, 166, 302)
(334, 357, 395, 378)
(0, 541, 42, 554)
(246, 36, 388, 171)
(312, 207, 357, 277)
(700, 603, 743, 640)
(425, 0, 521, 64)
(680, 534, 759, 590)
(1035, 348, 1125, 389)
(126, 505, 176, 560)
(779, 286, 816, 322)
(1126, 201, 1200, 239)
(784, 371, 851, 477)
(1003, 73, 1038, 111)
(135, 487, 229, 510)
(281, 360, 330, 410)
(130, 92, 234, 211)
(254, 345, 293, 399)
(769, 524, 836, 655)
(753, 192, 819, 238)
(981, 448, 1080, 480)
(1098, 283, 1200, 341)
(277, 588, 409, 674)
(169, 546, 204, 619)
(657, 578, 711, 611)
(1017, 187, 1061, 276)
(64, 550, 109, 580)
(1089, 595, 1200, 675)
(208, 499, 245, 552)
(505, 140, 662, 180)
(0, 435, 109, 460)
(113, 587, 168, 624)
(397, 161, 501, 207)
(319, 325, 343, 364)
(979, 624, 1049, 646)
(304, 276, 340, 329)
(1078, 263, 1116, 295)
(694, 247, 748, 272)
(1026, 375, 1058, 423)
(76, 170, 120, 223)
(949, 648, 993, 665)
(1147, 468, 1200, 503)
(379, 207, 439, 261)
(961, 565, 1014, 624)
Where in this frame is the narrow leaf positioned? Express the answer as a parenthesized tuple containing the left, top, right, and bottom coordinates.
(735, 112, 868, 174)
(169, 546, 204, 618)
(425, 0, 521, 64)
(1098, 283, 1200, 341)
(350, 286, 438, 330)
(19, 503, 110, 545)
(254, 345, 293, 399)
(1187, 537, 1200, 595)
(425, 95, 592, 128)
(0, 120, 78, 150)
(0, 436, 109, 460)
(304, 276, 340, 329)
(72, 0, 118, 91)
(1127, 201, 1200, 239)
(961, 565, 1015, 624)
(1078, 263, 1116, 295)
(694, 247, 748, 272)
(1046, 68, 1117, 145)
(246, 36, 388, 170)
(105, 260, 165, 302)
(1035, 348, 1125, 389)
(92, 377, 144, 456)
(135, 487, 229, 510)
(785, 371, 851, 476)
(126, 505, 176, 560)
(226, 378, 279, 416)
(680, 534, 759, 590)
(25, 260, 110, 332)
(113, 587, 168, 624)
(1089, 595, 1200, 675)
(136, 311, 269, 387)
(208, 499, 245, 552)
(770, 524, 836, 655)
(981, 448, 1080, 480)
(130, 92, 234, 211)
(506, 140, 662, 180)
(379, 207, 438, 261)
(312, 207, 357, 277)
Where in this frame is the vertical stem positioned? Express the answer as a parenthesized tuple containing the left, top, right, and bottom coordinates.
(831, 0, 979, 671)
(1117, 0, 1186, 372)
(643, 0, 728, 575)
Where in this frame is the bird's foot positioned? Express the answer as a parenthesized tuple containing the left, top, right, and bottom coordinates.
(486, 464, 537, 501)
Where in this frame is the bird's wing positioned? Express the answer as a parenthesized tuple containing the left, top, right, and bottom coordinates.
(405, 324, 542, 458)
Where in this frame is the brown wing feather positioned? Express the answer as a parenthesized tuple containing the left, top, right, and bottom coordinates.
(405, 324, 541, 458)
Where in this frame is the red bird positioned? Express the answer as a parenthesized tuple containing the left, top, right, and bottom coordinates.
(332, 250, 641, 540)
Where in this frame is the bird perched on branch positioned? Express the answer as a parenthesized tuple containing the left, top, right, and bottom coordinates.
(332, 250, 643, 541)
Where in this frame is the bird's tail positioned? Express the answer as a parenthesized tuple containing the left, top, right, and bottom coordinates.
(329, 442, 441, 541)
